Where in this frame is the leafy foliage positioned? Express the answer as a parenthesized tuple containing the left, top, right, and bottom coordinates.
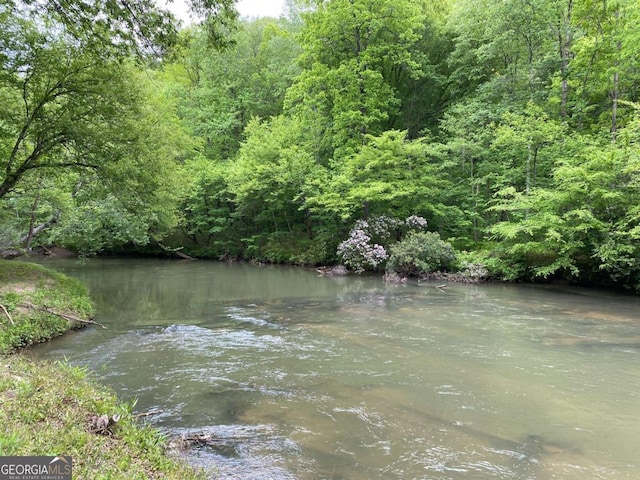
(386, 231, 457, 277)
(337, 228, 389, 273)
(7, 0, 237, 56)
(3, 0, 640, 291)
(0, 20, 140, 198)
(337, 215, 429, 273)
(0, 4, 203, 254)
(489, 107, 640, 289)
(171, 19, 301, 160)
(286, 0, 427, 159)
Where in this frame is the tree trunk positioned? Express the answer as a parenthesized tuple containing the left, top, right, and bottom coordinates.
(25, 192, 41, 251)
(19, 214, 59, 246)
(611, 8, 621, 143)
(526, 142, 532, 195)
(558, 0, 573, 119)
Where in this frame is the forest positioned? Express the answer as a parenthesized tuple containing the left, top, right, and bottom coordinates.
(1, 0, 640, 291)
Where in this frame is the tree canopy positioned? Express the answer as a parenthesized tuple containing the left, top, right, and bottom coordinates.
(3, 0, 640, 290)
(0, 0, 234, 253)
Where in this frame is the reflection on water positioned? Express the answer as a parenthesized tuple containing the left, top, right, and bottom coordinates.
(28, 258, 640, 479)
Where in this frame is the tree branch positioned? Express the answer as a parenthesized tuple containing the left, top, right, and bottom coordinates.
(6, 81, 72, 176)
(157, 242, 196, 260)
(0, 304, 15, 326)
(134, 409, 163, 419)
(23, 161, 100, 171)
(19, 213, 60, 245)
(19, 302, 106, 329)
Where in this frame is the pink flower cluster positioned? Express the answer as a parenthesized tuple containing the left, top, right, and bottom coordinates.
(337, 215, 427, 272)
(337, 228, 388, 273)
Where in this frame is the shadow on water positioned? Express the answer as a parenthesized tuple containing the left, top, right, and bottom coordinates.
(198, 387, 261, 424)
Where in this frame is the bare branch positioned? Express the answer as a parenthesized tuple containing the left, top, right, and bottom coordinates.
(0, 305, 15, 326)
(19, 302, 106, 329)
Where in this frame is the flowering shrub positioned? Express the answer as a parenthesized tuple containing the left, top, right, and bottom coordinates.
(337, 215, 431, 273)
(405, 215, 428, 231)
(337, 229, 388, 273)
(461, 261, 490, 280)
(354, 215, 402, 240)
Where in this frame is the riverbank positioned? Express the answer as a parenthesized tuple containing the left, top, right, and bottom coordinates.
(0, 260, 204, 479)
(0, 260, 94, 353)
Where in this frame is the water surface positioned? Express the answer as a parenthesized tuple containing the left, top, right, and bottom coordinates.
(28, 258, 640, 479)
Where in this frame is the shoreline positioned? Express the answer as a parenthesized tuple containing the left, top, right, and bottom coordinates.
(0, 259, 205, 479)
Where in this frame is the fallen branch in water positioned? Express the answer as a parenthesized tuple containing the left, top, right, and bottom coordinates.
(169, 430, 257, 452)
(134, 409, 163, 419)
(0, 304, 15, 325)
(19, 302, 106, 329)
(416, 283, 448, 290)
(157, 242, 196, 260)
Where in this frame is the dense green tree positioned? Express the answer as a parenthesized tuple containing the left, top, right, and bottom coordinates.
(227, 115, 330, 262)
(0, 5, 204, 253)
(489, 104, 640, 288)
(178, 157, 239, 256)
(491, 103, 567, 194)
(285, 0, 427, 160)
(305, 130, 451, 223)
(167, 18, 301, 159)
(0, 0, 238, 201)
(0, 17, 143, 199)
(6, 0, 237, 55)
(569, 0, 640, 138)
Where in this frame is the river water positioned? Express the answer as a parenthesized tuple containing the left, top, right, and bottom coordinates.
(27, 258, 640, 479)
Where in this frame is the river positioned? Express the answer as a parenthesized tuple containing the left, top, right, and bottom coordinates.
(27, 258, 640, 479)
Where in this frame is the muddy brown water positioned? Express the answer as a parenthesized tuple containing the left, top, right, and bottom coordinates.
(27, 258, 640, 479)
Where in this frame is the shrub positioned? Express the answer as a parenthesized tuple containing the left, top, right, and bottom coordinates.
(460, 261, 490, 280)
(261, 232, 330, 265)
(336, 215, 430, 273)
(454, 250, 491, 280)
(386, 231, 456, 277)
(337, 229, 388, 273)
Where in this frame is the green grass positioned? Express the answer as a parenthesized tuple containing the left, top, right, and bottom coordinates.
(0, 260, 205, 479)
(0, 260, 94, 353)
(0, 356, 204, 479)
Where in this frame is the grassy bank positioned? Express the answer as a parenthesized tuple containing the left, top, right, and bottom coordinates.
(0, 260, 204, 479)
(0, 259, 93, 353)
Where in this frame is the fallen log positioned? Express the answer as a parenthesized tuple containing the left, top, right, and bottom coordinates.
(157, 242, 196, 260)
(0, 248, 25, 259)
(134, 409, 163, 419)
(171, 431, 259, 449)
(19, 217, 58, 245)
(19, 302, 106, 329)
